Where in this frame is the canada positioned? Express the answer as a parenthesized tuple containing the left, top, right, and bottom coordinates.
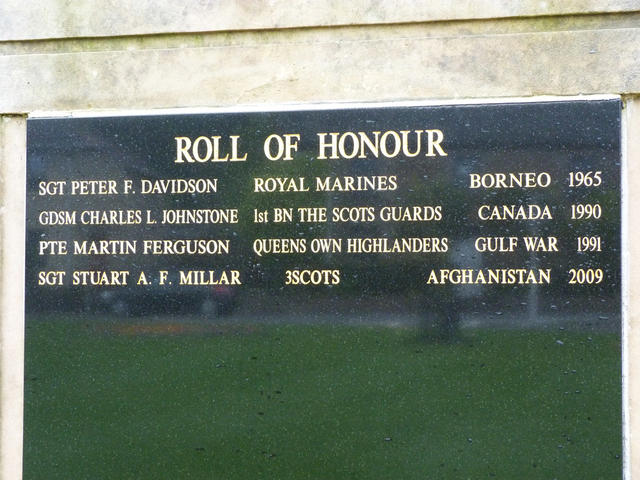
(478, 204, 552, 221)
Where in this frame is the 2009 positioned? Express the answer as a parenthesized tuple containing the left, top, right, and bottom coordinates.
(568, 268, 603, 284)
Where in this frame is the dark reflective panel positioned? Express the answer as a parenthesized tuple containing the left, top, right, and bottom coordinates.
(25, 100, 622, 479)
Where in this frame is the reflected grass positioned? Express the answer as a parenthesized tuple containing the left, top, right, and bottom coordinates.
(24, 315, 621, 479)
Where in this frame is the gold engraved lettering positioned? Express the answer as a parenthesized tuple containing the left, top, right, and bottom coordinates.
(263, 134, 300, 161)
(378, 206, 442, 222)
(315, 175, 397, 192)
(179, 270, 241, 285)
(142, 239, 229, 255)
(161, 209, 238, 225)
(136, 272, 149, 285)
(475, 237, 518, 252)
(523, 236, 559, 252)
(253, 238, 307, 256)
(38, 181, 66, 195)
(316, 129, 447, 160)
(426, 268, 551, 285)
(73, 240, 137, 255)
(72, 270, 130, 286)
(70, 180, 118, 195)
(297, 207, 327, 223)
(285, 269, 340, 285)
(331, 207, 376, 223)
(39, 210, 77, 226)
(38, 271, 66, 285)
(347, 237, 448, 253)
(478, 204, 552, 220)
(141, 178, 218, 194)
(175, 136, 247, 163)
(80, 210, 143, 225)
(253, 177, 309, 192)
(469, 172, 551, 189)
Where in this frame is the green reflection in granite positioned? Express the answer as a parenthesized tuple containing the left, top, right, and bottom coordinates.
(24, 315, 621, 479)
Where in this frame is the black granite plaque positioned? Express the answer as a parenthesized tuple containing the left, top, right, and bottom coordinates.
(25, 100, 622, 478)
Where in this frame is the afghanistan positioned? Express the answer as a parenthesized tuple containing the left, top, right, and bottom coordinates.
(426, 268, 551, 284)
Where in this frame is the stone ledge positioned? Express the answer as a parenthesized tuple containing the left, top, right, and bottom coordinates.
(1, 28, 638, 113)
(1, 0, 639, 42)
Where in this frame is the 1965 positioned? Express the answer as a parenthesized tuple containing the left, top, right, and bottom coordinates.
(569, 170, 602, 187)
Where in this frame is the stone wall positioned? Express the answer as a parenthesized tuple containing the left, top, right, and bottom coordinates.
(2, 2, 639, 478)
(1, 3, 640, 112)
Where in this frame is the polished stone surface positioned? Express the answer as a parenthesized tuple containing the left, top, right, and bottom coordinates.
(24, 100, 622, 478)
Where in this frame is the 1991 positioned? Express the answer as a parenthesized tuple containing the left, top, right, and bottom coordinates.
(577, 236, 602, 252)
